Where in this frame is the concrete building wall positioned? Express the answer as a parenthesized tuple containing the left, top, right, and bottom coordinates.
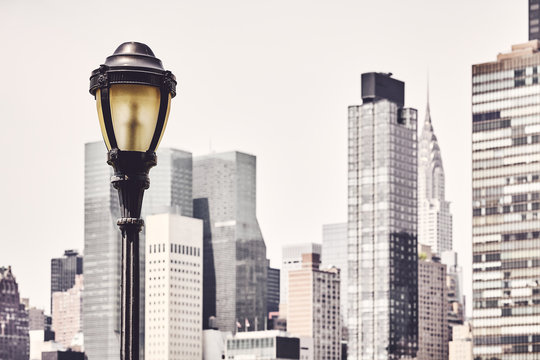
(52, 275, 83, 349)
(288, 254, 341, 360)
(145, 213, 203, 360)
(417, 246, 448, 360)
(448, 323, 473, 360)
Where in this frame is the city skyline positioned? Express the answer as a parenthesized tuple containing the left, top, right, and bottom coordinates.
(0, 0, 529, 314)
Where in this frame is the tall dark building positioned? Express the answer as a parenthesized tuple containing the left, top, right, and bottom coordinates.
(193, 151, 268, 332)
(348, 72, 418, 359)
(267, 267, 280, 314)
(530, 0, 540, 40)
(50, 250, 82, 312)
(0, 266, 29, 360)
(42, 351, 85, 360)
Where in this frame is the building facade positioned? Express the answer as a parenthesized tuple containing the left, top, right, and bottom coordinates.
(193, 151, 268, 332)
(287, 253, 341, 360)
(531, 0, 540, 41)
(268, 267, 280, 314)
(83, 142, 193, 359)
(51, 250, 83, 313)
(41, 351, 85, 360)
(280, 243, 322, 317)
(0, 266, 29, 360)
(52, 274, 83, 348)
(348, 72, 418, 359)
(417, 245, 448, 360)
(472, 40, 540, 359)
(441, 251, 465, 329)
(321, 223, 348, 331)
(145, 213, 203, 360)
(448, 322, 473, 360)
(417, 97, 452, 254)
(225, 330, 302, 360)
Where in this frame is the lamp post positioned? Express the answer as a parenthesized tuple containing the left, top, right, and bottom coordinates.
(89, 42, 176, 360)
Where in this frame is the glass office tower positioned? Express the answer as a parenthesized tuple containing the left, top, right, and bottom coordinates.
(472, 40, 540, 359)
(348, 73, 418, 360)
(193, 151, 268, 333)
(83, 142, 192, 360)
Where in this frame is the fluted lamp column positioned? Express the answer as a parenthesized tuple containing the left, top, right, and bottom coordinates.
(89, 42, 176, 360)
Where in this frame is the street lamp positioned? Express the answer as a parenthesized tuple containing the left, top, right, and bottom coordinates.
(89, 42, 176, 360)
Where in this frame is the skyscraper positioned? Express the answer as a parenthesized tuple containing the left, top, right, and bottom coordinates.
(83, 142, 193, 360)
(530, 0, 540, 41)
(0, 266, 29, 360)
(322, 223, 348, 331)
(267, 267, 280, 314)
(417, 95, 452, 254)
(193, 151, 268, 332)
(288, 253, 341, 360)
(348, 72, 418, 359)
(448, 322, 473, 360)
(472, 40, 540, 359)
(145, 213, 203, 360)
(280, 242, 322, 317)
(50, 250, 83, 313)
(441, 251, 465, 328)
(417, 245, 448, 360)
(52, 275, 83, 349)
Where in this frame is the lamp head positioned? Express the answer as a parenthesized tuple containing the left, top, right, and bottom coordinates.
(89, 42, 176, 152)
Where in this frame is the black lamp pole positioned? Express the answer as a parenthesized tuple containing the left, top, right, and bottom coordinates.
(89, 42, 176, 360)
(108, 150, 156, 360)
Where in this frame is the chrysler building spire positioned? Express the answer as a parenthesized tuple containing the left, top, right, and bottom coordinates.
(418, 86, 452, 254)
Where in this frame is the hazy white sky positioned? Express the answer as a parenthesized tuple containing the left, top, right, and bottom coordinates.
(0, 0, 527, 313)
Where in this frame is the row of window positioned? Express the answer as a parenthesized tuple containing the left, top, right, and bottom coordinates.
(148, 243, 201, 257)
(473, 203, 540, 216)
(473, 67, 539, 84)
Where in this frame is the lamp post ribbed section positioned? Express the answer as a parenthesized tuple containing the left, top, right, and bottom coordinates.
(108, 150, 156, 360)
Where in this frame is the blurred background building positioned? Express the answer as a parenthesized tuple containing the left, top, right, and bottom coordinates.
(193, 151, 268, 332)
(0, 266, 29, 360)
(287, 253, 341, 360)
(50, 250, 83, 315)
(417, 245, 448, 360)
(83, 142, 193, 360)
(280, 243, 321, 321)
(321, 222, 348, 339)
(52, 274, 83, 350)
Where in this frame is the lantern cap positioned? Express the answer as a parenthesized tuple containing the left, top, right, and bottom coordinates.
(104, 42, 164, 70)
(89, 42, 176, 97)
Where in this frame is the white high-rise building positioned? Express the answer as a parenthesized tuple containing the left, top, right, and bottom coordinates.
(417, 94, 452, 254)
(145, 213, 203, 360)
(280, 243, 321, 317)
